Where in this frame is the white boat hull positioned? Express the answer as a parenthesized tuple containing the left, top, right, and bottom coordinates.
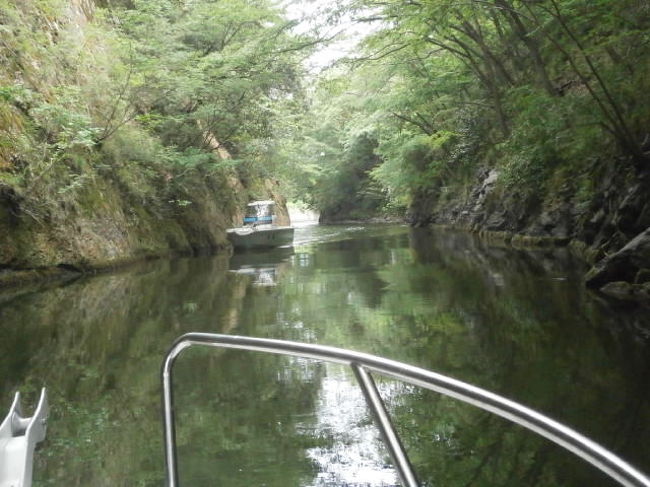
(227, 226, 294, 250)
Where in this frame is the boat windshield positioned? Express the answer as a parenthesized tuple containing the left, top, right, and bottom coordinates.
(243, 201, 275, 226)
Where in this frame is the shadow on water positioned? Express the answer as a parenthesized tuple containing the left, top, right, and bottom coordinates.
(396, 228, 650, 486)
(0, 256, 250, 486)
(0, 224, 648, 486)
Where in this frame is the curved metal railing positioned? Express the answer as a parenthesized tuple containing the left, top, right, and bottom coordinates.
(161, 333, 650, 487)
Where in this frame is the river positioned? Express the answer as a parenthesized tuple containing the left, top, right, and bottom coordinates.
(1, 224, 649, 486)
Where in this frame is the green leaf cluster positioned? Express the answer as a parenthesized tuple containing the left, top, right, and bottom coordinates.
(276, 0, 650, 218)
(0, 0, 314, 217)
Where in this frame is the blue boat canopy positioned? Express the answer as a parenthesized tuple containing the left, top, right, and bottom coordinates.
(243, 200, 276, 226)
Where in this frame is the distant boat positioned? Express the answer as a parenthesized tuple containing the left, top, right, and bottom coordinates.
(227, 200, 294, 250)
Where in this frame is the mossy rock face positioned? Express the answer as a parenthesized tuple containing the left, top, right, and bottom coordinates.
(600, 281, 636, 299)
(0, 164, 291, 284)
(643, 282, 650, 298)
(411, 157, 646, 260)
(599, 280, 650, 303)
(0, 0, 295, 285)
(0, 170, 216, 273)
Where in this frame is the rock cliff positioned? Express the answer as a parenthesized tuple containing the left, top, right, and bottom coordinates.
(409, 158, 650, 301)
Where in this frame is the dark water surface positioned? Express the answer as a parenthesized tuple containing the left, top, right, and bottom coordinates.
(1, 224, 649, 486)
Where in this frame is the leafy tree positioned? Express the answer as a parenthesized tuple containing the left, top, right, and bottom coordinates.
(277, 0, 650, 220)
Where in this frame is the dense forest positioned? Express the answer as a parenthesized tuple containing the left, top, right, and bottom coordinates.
(282, 1, 650, 233)
(0, 0, 307, 277)
(1, 0, 649, 296)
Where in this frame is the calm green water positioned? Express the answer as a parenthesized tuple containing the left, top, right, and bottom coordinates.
(1, 224, 649, 486)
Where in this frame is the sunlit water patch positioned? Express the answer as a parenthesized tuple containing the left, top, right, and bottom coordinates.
(302, 369, 400, 487)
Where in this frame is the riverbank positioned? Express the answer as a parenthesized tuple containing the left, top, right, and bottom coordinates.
(407, 159, 650, 303)
(0, 173, 291, 289)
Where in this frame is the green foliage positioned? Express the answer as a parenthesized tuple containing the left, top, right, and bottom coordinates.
(375, 131, 458, 200)
(0, 84, 33, 105)
(31, 89, 101, 152)
(274, 0, 650, 219)
(3, 0, 649, 225)
(312, 133, 390, 220)
(0, 0, 314, 222)
(499, 84, 612, 191)
(112, 0, 309, 155)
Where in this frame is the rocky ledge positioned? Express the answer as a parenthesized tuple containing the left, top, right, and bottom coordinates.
(585, 226, 650, 301)
(408, 160, 650, 303)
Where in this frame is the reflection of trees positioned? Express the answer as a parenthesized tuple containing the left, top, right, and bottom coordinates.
(173, 350, 324, 486)
(0, 256, 250, 486)
(374, 228, 650, 486)
(1, 225, 647, 486)
(386, 388, 588, 487)
(232, 225, 648, 486)
(257, 230, 412, 338)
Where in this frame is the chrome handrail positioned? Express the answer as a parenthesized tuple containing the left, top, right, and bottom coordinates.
(161, 333, 650, 487)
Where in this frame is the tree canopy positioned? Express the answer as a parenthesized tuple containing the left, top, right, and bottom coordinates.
(274, 0, 650, 220)
(2, 0, 649, 223)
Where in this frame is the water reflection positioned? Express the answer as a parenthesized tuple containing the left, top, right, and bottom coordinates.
(304, 370, 398, 487)
(229, 247, 294, 287)
(0, 225, 648, 486)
